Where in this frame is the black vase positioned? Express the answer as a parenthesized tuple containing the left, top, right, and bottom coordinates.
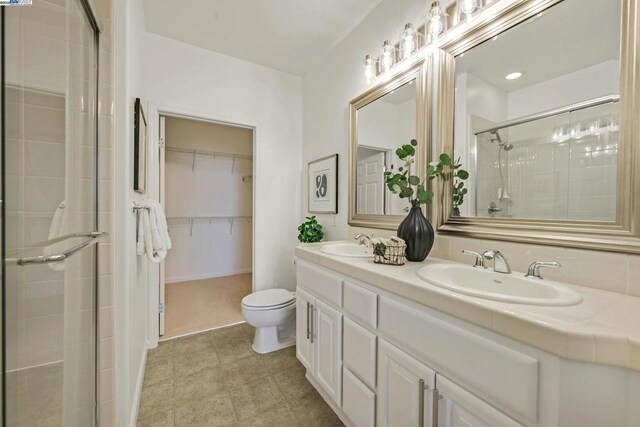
(397, 206, 435, 262)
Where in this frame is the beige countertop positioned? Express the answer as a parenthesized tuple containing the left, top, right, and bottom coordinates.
(295, 242, 640, 372)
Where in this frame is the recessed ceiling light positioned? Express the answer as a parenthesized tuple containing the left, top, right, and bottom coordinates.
(505, 72, 523, 80)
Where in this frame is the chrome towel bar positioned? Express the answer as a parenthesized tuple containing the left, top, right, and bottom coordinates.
(8, 231, 107, 266)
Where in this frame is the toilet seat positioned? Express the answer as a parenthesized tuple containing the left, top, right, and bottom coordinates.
(241, 289, 295, 310)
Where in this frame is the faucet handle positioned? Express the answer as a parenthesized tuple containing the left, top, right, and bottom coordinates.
(525, 261, 561, 279)
(462, 250, 486, 268)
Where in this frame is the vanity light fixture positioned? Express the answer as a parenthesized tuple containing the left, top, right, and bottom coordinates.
(427, 1, 447, 43)
(504, 71, 523, 80)
(363, 54, 376, 85)
(456, 0, 482, 23)
(400, 23, 419, 61)
(379, 40, 396, 74)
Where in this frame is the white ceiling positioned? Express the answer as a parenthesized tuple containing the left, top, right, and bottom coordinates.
(142, 0, 383, 76)
(456, 0, 621, 92)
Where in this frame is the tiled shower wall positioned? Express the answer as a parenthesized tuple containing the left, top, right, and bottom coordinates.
(476, 114, 618, 221)
(3, 0, 116, 425)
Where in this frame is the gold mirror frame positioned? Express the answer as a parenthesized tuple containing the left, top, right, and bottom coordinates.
(349, 58, 431, 230)
(432, 0, 640, 254)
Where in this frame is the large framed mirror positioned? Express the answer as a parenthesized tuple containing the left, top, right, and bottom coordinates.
(349, 59, 430, 229)
(433, 0, 640, 253)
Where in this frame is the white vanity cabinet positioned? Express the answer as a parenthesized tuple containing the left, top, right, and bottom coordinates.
(295, 263, 343, 407)
(378, 339, 437, 427)
(436, 375, 523, 427)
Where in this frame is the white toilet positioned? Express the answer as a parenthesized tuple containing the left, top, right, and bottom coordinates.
(241, 289, 296, 354)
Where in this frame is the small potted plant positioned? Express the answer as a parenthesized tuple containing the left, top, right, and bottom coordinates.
(297, 216, 324, 243)
(384, 140, 468, 261)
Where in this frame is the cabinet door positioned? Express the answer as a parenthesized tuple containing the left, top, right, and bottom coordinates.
(296, 288, 314, 371)
(436, 375, 523, 427)
(378, 339, 436, 427)
(314, 299, 343, 406)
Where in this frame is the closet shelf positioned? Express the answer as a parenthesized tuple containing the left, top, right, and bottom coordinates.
(167, 215, 252, 236)
(167, 215, 252, 221)
(165, 146, 252, 172)
(165, 146, 252, 160)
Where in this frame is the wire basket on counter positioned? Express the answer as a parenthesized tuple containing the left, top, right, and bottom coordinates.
(372, 241, 406, 266)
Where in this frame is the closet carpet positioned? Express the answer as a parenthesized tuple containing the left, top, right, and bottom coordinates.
(163, 273, 252, 339)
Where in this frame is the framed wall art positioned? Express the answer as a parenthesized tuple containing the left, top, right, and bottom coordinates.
(308, 154, 338, 214)
(134, 97, 147, 193)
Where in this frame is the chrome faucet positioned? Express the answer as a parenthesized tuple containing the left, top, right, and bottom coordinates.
(462, 250, 486, 268)
(482, 249, 511, 274)
(354, 233, 372, 246)
(525, 261, 561, 279)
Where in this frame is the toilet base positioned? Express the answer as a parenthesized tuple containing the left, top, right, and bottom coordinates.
(252, 325, 296, 354)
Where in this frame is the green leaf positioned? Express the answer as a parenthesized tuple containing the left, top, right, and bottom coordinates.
(408, 175, 420, 186)
(439, 153, 452, 165)
(396, 148, 407, 158)
(457, 169, 469, 180)
(402, 144, 415, 156)
(410, 139, 418, 147)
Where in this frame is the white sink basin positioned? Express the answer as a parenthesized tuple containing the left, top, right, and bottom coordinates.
(320, 243, 373, 258)
(416, 263, 582, 306)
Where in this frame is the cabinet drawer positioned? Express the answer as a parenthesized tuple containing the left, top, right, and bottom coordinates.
(379, 297, 538, 423)
(296, 260, 343, 307)
(343, 317, 376, 389)
(437, 375, 523, 427)
(343, 280, 377, 328)
(343, 367, 375, 427)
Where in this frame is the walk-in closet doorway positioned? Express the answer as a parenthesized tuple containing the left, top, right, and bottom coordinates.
(158, 114, 255, 340)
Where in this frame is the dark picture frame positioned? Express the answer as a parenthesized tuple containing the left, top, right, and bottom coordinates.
(134, 98, 147, 193)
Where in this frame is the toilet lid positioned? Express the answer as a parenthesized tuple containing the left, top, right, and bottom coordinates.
(242, 289, 295, 309)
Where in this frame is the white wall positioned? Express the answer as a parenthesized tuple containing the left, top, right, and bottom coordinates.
(507, 60, 620, 119)
(114, 0, 149, 425)
(115, 4, 302, 424)
(302, 0, 431, 240)
(138, 32, 302, 293)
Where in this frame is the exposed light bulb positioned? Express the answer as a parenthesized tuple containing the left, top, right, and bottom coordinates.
(456, 0, 481, 23)
(379, 40, 396, 74)
(363, 54, 376, 85)
(400, 23, 418, 61)
(427, 1, 447, 43)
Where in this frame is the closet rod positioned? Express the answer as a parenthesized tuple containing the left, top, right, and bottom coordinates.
(167, 215, 252, 220)
(165, 146, 252, 160)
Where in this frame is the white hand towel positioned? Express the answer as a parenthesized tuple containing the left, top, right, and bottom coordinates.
(138, 199, 171, 263)
(136, 207, 145, 255)
(148, 199, 172, 250)
(142, 208, 165, 263)
(45, 201, 66, 271)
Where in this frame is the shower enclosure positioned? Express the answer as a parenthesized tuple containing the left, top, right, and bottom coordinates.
(1, 1, 103, 425)
(474, 97, 619, 221)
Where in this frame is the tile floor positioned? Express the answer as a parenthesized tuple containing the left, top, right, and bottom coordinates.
(137, 323, 344, 427)
(163, 274, 252, 339)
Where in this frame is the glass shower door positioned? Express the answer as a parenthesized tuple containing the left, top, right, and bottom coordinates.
(2, 0, 102, 426)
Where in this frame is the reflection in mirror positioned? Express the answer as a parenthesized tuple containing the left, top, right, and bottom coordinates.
(356, 79, 416, 215)
(453, 0, 621, 221)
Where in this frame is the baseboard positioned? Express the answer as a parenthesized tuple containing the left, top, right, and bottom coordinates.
(305, 371, 355, 427)
(128, 343, 148, 427)
(165, 268, 252, 284)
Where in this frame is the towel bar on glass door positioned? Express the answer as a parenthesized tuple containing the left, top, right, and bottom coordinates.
(7, 231, 108, 266)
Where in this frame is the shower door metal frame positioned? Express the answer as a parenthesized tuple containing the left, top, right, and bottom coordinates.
(0, 0, 103, 425)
